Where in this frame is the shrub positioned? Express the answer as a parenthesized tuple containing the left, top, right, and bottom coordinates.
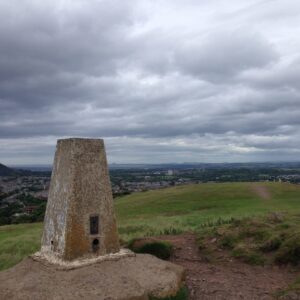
(128, 239, 173, 260)
(260, 236, 282, 252)
(244, 253, 265, 265)
(232, 244, 265, 265)
(197, 239, 206, 250)
(278, 223, 291, 230)
(267, 212, 284, 224)
(220, 234, 237, 249)
(239, 227, 270, 242)
(275, 234, 300, 265)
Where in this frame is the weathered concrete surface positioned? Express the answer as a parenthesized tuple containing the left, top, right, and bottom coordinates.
(0, 254, 185, 300)
(42, 138, 120, 261)
(32, 248, 135, 270)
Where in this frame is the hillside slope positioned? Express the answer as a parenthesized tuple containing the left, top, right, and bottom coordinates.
(1, 182, 300, 270)
(116, 182, 300, 239)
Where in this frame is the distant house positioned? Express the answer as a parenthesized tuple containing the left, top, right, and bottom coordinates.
(23, 206, 38, 214)
(167, 170, 174, 176)
(35, 190, 48, 200)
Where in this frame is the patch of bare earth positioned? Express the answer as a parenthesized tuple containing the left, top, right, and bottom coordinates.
(159, 233, 300, 300)
(252, 185, 272, 200)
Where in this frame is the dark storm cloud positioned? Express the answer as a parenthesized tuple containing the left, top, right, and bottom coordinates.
(1, 0, 300, 164)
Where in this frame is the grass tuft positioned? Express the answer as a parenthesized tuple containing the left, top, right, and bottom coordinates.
(149, 286, 189, 300)
(232, 244, 265, 265)
(260, 236, 282, 252)
(220, 233, 237, 249)
(275, 233, 300, 265)
(196, 213, 300, 267)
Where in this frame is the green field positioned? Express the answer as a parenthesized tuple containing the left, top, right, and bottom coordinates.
(1, 182, 300, 270)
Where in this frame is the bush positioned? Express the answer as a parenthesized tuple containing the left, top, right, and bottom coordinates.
(275, 234, 300, 265)
(232, 244, 265, 265)
(239, 227, 270, 242)
(244, 253, 265, 265)
(220, 234, 237, 249)
(128, 239, 173, 260)
(260, 236, 282, 252)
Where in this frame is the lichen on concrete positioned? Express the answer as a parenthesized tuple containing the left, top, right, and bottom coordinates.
(41, 138, 120, 261)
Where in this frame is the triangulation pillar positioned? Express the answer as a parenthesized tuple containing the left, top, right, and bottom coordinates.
(41, 138, 120, 261)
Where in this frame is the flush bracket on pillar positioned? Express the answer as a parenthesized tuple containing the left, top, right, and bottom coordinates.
(90, 215, 100, 252)
(90, 215, 99, 235)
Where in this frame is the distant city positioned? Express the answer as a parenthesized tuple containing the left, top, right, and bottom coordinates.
(1, 161, 300, 226)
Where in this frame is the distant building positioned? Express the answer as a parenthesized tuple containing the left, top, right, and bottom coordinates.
(167, 170, 174, 176)
(23, 206, 38, 214)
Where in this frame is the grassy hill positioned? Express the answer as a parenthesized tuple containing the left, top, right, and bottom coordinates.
(1, 182, 300, 270)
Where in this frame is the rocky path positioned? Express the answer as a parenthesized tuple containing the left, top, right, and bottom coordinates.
(160, 233, 299, 300)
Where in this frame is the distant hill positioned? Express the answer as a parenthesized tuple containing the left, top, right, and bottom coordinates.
(0, 164, 51, 177)
(0, 163, 17, 176)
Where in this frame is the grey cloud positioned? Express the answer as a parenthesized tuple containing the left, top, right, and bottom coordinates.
(241, 57, 300, 91)
(175, 30, 278, 81)
(0, 0, 300, 164)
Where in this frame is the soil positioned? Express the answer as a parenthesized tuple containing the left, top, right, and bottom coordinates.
(158, 233, 300, 300)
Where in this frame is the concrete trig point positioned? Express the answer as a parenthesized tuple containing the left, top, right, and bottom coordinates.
(41, 138, 120, 261)
(0, 137, 185, 299)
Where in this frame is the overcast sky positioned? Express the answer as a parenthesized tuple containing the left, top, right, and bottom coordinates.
(1, 0, 300, 165)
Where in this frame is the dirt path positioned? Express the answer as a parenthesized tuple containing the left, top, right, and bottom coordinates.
(159, 233, 299, 300)
(252, 185, 272, 200)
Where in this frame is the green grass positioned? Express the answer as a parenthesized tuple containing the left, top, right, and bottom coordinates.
(0, 223, 42, 270)
(116, 182, 300, 240)
(197, 213, 300, 266)
(1, 182, 300, 270)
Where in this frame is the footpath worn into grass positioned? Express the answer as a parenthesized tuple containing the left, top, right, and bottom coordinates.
(1, 182, 300, 271)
